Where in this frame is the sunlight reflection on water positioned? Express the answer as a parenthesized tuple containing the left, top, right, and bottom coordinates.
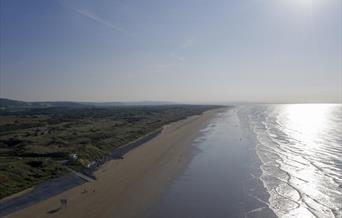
(280, 104, 332, 146)
(246, 104, 342, 218)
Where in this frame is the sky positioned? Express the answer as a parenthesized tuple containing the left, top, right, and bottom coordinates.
(0, 0, 341, 103)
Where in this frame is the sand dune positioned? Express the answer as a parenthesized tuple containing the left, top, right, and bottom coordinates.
(8, 109, 222, 218)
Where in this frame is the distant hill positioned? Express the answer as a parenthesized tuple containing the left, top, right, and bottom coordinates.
(81, 101, 175, 107)
(0, 98, 86, 109)
(0, 98, 178, 110)
(0, 98, 29, 108)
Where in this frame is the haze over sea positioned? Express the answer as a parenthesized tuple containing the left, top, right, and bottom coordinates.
(149, 104, 342, 218)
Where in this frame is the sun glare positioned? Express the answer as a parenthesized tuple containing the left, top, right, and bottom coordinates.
(288, 0, 314, 9)
(280, 104, 332, 146)
(297, 0, 313, 6)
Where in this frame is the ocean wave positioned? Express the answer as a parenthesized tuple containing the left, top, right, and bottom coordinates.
(239, 104, 342, 218)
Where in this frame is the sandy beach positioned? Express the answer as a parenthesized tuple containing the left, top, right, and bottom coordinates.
(7, 108, 222, 218)
(146, 107, 276, 218)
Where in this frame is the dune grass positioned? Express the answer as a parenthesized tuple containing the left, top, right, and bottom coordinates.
(0, 105, 219, 199)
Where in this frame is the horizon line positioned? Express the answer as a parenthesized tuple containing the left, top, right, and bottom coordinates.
(1, 97, 341, 105)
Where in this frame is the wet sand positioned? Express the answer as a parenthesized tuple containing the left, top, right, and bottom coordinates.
(146, 108, 275, 218)
(7, 108, 223, 218)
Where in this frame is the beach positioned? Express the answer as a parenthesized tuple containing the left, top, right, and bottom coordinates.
(7, 108, 222, 218)
(146, 107, 275, 218)
(5, 105, 339, 218)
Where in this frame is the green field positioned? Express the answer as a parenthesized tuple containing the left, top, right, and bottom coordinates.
(0, 105, 219, 199)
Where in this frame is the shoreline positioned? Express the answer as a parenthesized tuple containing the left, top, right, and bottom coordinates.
(145, 107, 275, 218)
(6, 108, 224, 218)
(236, 108, 276, 217)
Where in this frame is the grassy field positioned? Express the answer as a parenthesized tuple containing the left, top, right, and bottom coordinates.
(0, 105, 220, 199)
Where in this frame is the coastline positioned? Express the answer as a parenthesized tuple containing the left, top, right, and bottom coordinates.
(236, 107, 276, 218)
(0, 125, 162, 217)
(145, 107, 275, 218)
(6, 108, 223, 218)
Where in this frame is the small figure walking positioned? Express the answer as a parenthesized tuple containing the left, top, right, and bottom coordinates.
(60, 198, 68, 208)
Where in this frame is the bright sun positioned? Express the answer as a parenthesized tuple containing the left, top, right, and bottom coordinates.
(296, 0, 313, 7)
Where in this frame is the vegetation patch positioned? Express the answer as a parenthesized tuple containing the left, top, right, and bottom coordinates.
(0, 105, 220, 199)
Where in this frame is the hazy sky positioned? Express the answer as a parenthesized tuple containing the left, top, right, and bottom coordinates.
(1, 0, 341, 103)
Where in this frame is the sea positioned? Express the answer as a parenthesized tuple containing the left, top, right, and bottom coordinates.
(148, 104, 342, 218)
(243, 104, 342, 217)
